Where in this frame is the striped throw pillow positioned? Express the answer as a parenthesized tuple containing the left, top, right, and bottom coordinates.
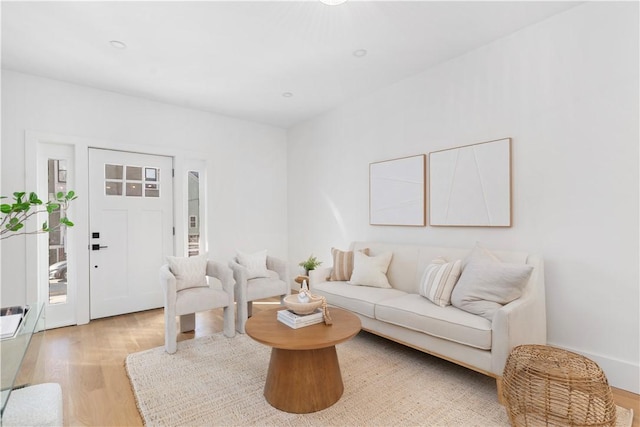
(329, 247, 370, 281)
(419, 257, 462, 307)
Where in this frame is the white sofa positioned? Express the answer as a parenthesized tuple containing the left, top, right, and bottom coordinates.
(309, 241, 546, 395)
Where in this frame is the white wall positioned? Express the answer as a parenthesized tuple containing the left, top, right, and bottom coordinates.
(288, 2, 639, 392)
(1, 70, 288, 308)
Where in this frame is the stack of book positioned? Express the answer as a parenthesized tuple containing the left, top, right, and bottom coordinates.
(277, 309, 324, 329)
(1, 305, 28, 340)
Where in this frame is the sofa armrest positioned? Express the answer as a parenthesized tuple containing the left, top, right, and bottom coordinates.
(159, 264, 177, 322)
(491, 258, 546, 375)
(266, 255, 289, 285)
(206, 260, 235, 296)
(228, 260, 248, 298)
(309, 266, 332, 288)
(159, 264, 177, 296)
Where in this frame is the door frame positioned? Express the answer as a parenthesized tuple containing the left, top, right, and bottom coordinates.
(26, 131, 205, 325)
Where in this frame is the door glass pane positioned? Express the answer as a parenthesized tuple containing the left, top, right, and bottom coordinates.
(48, 159, 68, 304)
(126, 166, 142, 181)
(105, 181, 122, 196)
(126, 183, 142, 197)
(105, 164, 123, 180)
(188, 171, 200, 256)
(145, 167, 158, 181)
(145, 183, 159, 198)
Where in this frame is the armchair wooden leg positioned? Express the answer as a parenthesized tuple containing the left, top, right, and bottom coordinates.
(496, 377, 505, 405)
(247, 301, 253, 318)
(179, 313, 196, 333)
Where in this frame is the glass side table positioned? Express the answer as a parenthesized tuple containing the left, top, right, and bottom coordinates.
(0, 304, 44, 417)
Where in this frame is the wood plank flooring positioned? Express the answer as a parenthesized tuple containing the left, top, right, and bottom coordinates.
(14, 301, 640, 426)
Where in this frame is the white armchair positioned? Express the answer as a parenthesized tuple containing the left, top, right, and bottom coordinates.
(160, 259, 235, 354)
(229, 255, 290, 333)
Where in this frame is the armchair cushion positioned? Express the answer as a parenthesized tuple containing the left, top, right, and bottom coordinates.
(167, 254, 208, 291)
(175, 286, 229, 315)
(236, 249, 270, 279)
(246, 275, 288, 301)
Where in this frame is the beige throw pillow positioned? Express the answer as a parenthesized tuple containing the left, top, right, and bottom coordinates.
(450, 262, 533, 321)
(329, 247, 369, 281)
(348, 251, 393, 288)
(419, 257, 462, 307)
(167, 254, 208, 291)
(237, 249, 269, 279)
(462, 242, 501, 270)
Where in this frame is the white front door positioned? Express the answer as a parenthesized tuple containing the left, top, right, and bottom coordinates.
(88, 149, 173, 319)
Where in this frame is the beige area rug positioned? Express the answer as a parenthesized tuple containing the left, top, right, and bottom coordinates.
(126, 332, 634, 427)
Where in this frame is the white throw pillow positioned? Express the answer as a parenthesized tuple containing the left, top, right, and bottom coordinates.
(419, 257, 462, 307)
(237, 249, 270, 279)
(348, 251, 393, 288)
(329, 247, 370, 281)
(450, 262, 533, 321)
(167, 254, 208, 291)
(462, 242, 501, 270)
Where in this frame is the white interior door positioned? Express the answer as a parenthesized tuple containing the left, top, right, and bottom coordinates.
(88, 149, 173, 319)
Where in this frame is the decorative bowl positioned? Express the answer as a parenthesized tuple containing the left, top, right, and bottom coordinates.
(283, 294, 324, 315)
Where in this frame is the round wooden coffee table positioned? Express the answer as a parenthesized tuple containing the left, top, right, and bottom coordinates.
(245, 306, 361, 414)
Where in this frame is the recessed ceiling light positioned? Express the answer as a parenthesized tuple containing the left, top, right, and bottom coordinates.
(282, 92, 293, 98)
(353, 49, 367, 58)
(319, 0, 347, 5)
(109, 40, 127, 50)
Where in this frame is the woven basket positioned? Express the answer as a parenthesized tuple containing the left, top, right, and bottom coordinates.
(502, 345, 616, 427)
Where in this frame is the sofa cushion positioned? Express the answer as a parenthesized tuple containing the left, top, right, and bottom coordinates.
(451, 262, 533, 321)
(313, 280, 406, 318)
(329, 247, 369, 281)
(348, 251, 393, 288)
(418, 257, 462, 307)
(374, 293, 492, 350)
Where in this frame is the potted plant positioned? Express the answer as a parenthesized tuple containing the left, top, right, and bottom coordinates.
(298, 254, 322, 276)
(1, 191, 77, 240)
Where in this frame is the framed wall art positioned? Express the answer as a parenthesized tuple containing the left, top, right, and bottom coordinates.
(429, 138, 511, 227)
(370, 154, 426, 226)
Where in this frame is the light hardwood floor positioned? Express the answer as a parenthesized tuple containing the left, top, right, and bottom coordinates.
(15, 301, 640, 426)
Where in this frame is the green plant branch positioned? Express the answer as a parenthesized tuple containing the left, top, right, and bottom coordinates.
(299, 254, 323, 271)
(1, 191, 77, 241)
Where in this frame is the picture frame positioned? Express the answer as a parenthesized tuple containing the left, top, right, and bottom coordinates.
(428, 138, 512, 227)
(370, 154, 426, 226)
(58, 169, 67, 183)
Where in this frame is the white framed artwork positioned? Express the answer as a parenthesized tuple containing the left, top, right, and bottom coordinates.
(370, 154, 426, 227)
(429, 138, 511, 227)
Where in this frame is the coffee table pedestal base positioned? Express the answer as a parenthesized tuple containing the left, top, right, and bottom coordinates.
(264, 346, 343, 414)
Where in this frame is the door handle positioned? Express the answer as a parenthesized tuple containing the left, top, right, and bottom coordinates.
(91, 244, 109, 251)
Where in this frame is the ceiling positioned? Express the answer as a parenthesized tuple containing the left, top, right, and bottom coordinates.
(1, 1, 580, 129)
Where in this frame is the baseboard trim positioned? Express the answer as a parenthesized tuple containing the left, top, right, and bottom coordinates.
(548, 341, 639, 394)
